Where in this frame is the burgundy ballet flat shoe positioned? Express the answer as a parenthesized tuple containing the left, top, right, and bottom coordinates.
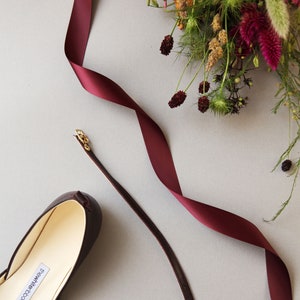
(0, 191, 102, 299)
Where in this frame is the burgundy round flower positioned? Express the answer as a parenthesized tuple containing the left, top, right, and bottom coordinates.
(168, 91, 186, 108)
(281, 159, 292, 172)
(198, 81, 210, 94)
(160, 35, 174, 56)
(198, 96, 209, 113)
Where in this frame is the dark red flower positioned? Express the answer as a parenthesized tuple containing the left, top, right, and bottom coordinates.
(287, 0, 300, 7)
(258, 20, 282, 70)
(238, 4, 282, 70)
(281, 159, 292, 172)
(160, 35, 174, 55)
(230, 26, 253, 58)
(198, 81, 210, 94)
(198, 96, 209, 113)
(239, 4, 265, 46)
(168, 91, 186, 108)
(292, 0, 300, 6)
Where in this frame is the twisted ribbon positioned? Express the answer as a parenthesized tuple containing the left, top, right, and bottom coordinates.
(65, 1, 293, 299)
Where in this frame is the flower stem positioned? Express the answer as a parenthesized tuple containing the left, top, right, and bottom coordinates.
(170, 19, 178, 36)
(184, 58, 206, 92)
(220, 10, 230, 91)
(175, 56, 193, 91)
(265, 161, 300, 222)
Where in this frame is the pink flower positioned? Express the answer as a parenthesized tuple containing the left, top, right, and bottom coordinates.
(239, 4, 265, 46)
(258, 22, 282, 70)
(238, 4, 282, 70)
(292, 0, 300, 6)
(287, 0, 300, 7)
(230, 26, 253, 58)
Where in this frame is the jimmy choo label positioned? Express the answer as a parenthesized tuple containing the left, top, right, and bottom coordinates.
(17, 263, 49, 300)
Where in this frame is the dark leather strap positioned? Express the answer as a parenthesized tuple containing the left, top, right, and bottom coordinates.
(75, 130, 194, 300)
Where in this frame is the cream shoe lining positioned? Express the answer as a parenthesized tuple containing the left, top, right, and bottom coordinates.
(0, 200, 86, 300)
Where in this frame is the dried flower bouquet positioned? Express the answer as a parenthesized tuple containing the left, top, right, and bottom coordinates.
(148, 0, 300, 220)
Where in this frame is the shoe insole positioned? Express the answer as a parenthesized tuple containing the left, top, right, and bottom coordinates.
(0, 200, 86, 300)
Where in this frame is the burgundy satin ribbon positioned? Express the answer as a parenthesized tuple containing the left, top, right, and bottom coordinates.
(65, 1, 293, 299)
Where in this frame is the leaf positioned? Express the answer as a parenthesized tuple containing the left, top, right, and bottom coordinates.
(253, 55, 259, 68)
(148, 0, 159, 7)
